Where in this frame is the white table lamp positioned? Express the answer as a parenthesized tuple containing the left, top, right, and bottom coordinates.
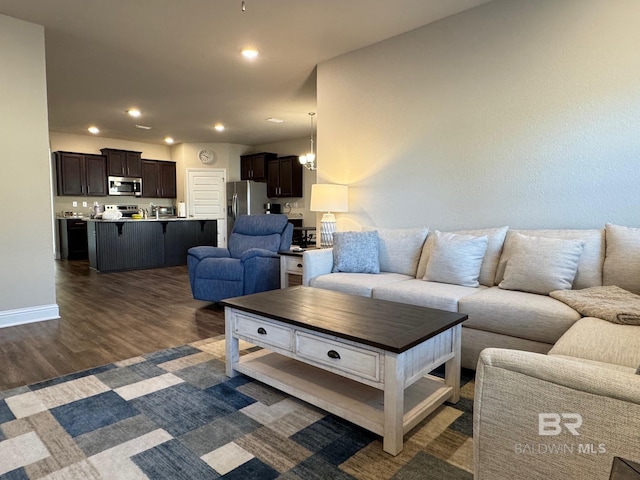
(310, 184, 348, 247)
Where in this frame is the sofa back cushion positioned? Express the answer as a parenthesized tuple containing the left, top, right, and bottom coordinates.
(362, 226, 428, 276)
(417, 226, 508, 286)
(495, 228, 604, 289)
(603, 223, 640, 294)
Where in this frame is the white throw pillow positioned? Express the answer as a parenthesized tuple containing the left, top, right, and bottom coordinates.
(498, 233, 585, 295)
(363, 226, 429, 276)
(417, 226, 508, 286)
(603, 223, 640, 295)
(423, 231, 489, 287)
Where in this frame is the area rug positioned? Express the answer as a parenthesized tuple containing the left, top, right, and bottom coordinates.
(0, 336, 475, 479)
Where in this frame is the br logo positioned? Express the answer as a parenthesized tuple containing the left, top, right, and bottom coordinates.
(538, 413, 582, 436)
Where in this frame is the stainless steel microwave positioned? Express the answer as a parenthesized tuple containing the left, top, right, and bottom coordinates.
(108, 176, 142, 196)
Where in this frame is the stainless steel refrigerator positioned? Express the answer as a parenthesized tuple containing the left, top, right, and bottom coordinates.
(226, 180, 268, 238)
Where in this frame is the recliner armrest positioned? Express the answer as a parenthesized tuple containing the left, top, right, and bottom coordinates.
(188, 246, 230, 261)
(240, 248, 280, 262)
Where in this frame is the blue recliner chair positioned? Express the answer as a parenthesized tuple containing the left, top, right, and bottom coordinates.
(188, 214, 293, 302)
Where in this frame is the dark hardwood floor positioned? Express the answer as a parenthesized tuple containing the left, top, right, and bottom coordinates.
(0, 260, 226, 391)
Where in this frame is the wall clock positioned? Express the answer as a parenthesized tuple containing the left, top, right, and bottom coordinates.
(198, 149, 217, 165)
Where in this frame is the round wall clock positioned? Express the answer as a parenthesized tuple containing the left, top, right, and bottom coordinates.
(198, 149, 217, 164)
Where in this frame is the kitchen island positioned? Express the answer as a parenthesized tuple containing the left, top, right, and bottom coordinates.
(86, 218, 217, 272)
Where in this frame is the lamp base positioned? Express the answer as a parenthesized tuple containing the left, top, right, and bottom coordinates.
(320, 213, 337, 248)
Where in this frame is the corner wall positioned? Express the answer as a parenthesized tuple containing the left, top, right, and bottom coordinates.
(0, 15, 57, 326)
(317, 0, 640, 231)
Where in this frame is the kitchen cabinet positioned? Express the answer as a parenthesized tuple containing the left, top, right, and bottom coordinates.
(55, 151, 108, 196)
(100, 148, 142, 177)
(240, 152, 277, 181)
(87, 219, 217, 272)
(267, 155, 303, 198)
(141, 159, 176, 198)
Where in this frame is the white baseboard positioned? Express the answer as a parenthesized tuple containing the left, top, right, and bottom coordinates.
(0, 304, 60, 328)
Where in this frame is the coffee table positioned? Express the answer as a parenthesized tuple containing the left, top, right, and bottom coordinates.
(221, 286, 467, 455)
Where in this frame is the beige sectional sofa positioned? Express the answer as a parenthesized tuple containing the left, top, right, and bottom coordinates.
(474, 319, 640, 479)
(303, 225, 626, 369)
(303, 223, 640, 478)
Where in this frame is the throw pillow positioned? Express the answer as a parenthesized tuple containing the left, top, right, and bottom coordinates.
(498, 233, 585, 295)
(423, 231, 489, 287)
(362, 226, 428, 276)
(550, 285, 640, 326)
(603, 224, 640, 295)
(416, 226, 508, 286)
(332, 231, 380, 273)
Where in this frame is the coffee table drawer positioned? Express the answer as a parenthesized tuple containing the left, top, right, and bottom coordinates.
(295, 332, 380, 382)
(234, 314, 293, 351)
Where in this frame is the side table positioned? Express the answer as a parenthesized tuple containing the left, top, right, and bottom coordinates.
(279, 248, 314, 288)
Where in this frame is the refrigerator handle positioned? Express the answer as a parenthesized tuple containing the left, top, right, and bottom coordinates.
(232, 193, 238, 219)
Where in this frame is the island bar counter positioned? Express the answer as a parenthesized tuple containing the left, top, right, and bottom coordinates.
(86, 218, 217, 272)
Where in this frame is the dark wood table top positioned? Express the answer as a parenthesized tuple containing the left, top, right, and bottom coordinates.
(221, 286, 467, 353)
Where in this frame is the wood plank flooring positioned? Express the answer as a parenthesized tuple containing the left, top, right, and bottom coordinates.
(0, 260, 226, 391)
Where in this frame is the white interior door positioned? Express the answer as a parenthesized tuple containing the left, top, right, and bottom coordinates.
(186, 168, 227, 247)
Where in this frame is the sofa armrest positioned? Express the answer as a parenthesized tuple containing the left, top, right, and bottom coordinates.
(302, 248, 334, 286)
(240, 248, 279, 262)
(474, 348, 640, 480)
(188, 246, 230, 261)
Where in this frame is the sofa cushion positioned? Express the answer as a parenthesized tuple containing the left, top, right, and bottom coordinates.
(548, 317, 640, 368)
(424, 231, 488, 287)
(498, 233, 585, 295)
(309, 272, 411, 297)
(417, 226, 508, 286)
(459, 286, 581, 345)
(548, 355, 638, 375)
(550, 285, 640, 325)
(363, 226, 428, 276)
(603, 223, 640, 294)
(495, 228, 604, 289)
(373, 279, 486, 312)
(332, 231, 380, 273)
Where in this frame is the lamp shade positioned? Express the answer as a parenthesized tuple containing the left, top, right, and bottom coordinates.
(310, 184, 348, 213)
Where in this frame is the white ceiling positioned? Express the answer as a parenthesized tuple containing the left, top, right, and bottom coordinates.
(0, 0, 491, 146)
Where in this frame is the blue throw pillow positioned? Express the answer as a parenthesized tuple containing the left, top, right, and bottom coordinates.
(332, 231, 380, 273)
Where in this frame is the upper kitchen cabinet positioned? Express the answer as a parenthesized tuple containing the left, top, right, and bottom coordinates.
(100, 148, 142, 177)
(141, 159, 176, 198)
(240, 152, 277, 181)
(267, 155, 303, 198)
(55, 151, 108, 196)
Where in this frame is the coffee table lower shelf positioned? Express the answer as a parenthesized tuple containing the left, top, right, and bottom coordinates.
(234, 349, 453, 441)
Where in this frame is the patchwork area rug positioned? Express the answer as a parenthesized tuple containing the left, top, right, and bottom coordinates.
(0, 336, 475, 479)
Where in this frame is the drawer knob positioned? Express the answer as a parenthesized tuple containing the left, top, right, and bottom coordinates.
(297, 263, 303, 268)
(327, 350, 341, 360)
(257, 327, 267, 335)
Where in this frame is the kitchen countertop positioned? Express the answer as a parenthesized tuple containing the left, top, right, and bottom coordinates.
(85, 217, 217, 222)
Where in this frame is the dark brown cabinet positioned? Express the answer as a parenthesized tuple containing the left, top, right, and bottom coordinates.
(100, 148, 142, 177)
(240, 152, 276, 181)
(141, 159, 176, 198)
(267, 155, 303, 198)
(55, 151, 108, 196)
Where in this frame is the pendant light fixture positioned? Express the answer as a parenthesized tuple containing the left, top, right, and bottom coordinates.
(299, 112, 317, 171)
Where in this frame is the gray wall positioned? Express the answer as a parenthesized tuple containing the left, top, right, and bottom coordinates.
(317, 0, 640, 232)
(0, 15, 57, 324)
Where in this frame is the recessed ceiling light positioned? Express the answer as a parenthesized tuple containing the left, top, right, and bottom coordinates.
(266, 117, 285, 124)
(135, 124, 152, 130)
(88, 126, 100, 134)
(214, 124, 225, 132)
(127, 108, 141, 118)
(241, 48, 259, 59)
(164, 137, 175, 144)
